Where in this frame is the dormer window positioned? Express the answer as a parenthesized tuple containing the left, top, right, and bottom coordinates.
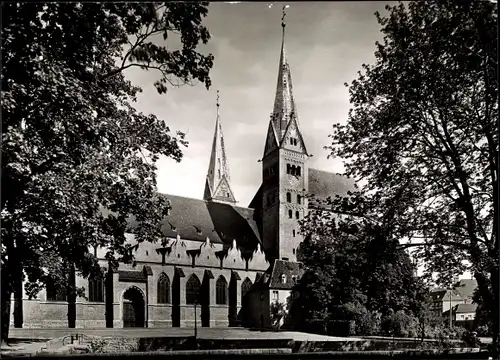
(281, 274, 287, 283)
(290, 138, 298, 146)
(292, 275, 297, 284)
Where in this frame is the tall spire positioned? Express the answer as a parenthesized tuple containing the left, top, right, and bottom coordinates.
(204, 90, 237, 204)
(271, 5, 298, 141)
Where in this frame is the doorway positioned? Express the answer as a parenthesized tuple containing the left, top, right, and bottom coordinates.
(122, 287, 145, 328)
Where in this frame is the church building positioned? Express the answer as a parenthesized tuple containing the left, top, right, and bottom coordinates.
(11, 13, 354, 329)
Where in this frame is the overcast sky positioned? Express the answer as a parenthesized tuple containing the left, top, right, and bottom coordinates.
(125, 1, 392, 207)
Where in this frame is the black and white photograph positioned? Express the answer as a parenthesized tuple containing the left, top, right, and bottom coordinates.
(1, 1, 498, 358)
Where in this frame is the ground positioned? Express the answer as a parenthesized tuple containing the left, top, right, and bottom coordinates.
(2, 328, 362, 355)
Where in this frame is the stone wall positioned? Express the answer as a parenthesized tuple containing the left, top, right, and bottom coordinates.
(14, 235, 269, 329)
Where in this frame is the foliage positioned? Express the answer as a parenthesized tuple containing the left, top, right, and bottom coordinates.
(295, 218, 426, 336)
(381, 310, 419, 338)
(270, 301, 287, 330)
(321, 0, 498, 352)
(1, 2, 213, 343)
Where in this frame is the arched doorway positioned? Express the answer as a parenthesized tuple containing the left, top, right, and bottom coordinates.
(122, 287, 145, 328)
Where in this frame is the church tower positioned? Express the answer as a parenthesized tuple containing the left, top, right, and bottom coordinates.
(261, 8, 309, 262)
(204, 90, 237, 204)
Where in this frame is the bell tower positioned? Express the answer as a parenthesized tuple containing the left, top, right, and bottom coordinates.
(261, 7, 309, 263)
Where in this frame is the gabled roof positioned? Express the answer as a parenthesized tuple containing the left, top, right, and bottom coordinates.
(454, 303, 477, 314)
(430, 288, 463, 302)
(454, 279, 477, 300)
(308, 168, 357, 209)
(269, 259, 305, 290)
(127, 194, 261, 252)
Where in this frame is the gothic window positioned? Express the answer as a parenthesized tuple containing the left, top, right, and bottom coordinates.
(287, 164, 291, 174)
(186, 275, 201, 305)
(291, 165, 296, 175)
(88, 275, 104, 302)
(157, 273, 170, 304)
(297, 166, 301, 176)
(296, 211, 300, 219)
(241, 278, 252, 300)
(288, 210, 292, 219)
(297, 195, 302, 205)
(46, 279, 67, 302)
(216, 276, 228, 305)
(286, 192, 291, 203)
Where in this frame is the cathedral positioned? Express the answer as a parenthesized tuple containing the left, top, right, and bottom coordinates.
(11, 14, 354, 329)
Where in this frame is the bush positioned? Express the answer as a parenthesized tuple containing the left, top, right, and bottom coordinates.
(381, 310, 419, 337)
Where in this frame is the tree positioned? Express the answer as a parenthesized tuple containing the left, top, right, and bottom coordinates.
(295, 218, 425, 336)
(1, 2, 214, 344)
(325, 0, 498, 353)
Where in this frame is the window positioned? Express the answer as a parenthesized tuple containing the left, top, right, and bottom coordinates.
(282, 257, 289, 261)
(292, 248, 295, 255)
(281, 274, 287, 283)
(46, 279, 67, 302)
(291, 165, 296, 175)
(286, 192, 291, 203)
(287, 164, 291, 174)
(157, 273, 170, 304)
(88, 275, 104, 302)
(292, 230, 296, 237)
(218, 169, 221, 179)
(216, 276, 228, 305)
(272, 291, 279, 300)
(295, 211, 300, 219)
(226, 192, 230, 198)
(288, 210, 292, 219)
(297, 195, 302, 205)
(241, 278, 253, 300)
(296, 166, 301, 176)
(292, 275, 297, 284)
(186, 275, 201, 305)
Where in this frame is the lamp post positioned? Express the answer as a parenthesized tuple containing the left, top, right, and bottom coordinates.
(449, 289, 453, 329)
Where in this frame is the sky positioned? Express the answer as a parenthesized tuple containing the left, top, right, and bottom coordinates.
(123, 1, 392, 207)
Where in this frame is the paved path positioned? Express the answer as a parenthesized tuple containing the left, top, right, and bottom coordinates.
(9, 327, 361, 342)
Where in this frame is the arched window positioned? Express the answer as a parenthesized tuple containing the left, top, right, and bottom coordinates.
(157, 273, 170, 304)
(296, 211, 300, 219)
(88, 275, 104, 302)
(297, 195, 302, 205)
(288, 210, 292, 219)
(216, 276, 228, 305)
(186, 275, 201, 305)
(286, 164, 291, 174)
(241, 278, 253, 300)
(291, 165, 296, 175)
(46, 279, 67, 302)
(286, 192, 291, 203)
(296, 166, 301, 176)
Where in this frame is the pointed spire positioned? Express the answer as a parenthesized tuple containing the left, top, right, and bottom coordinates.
(204, 90, 237, 204)
(271, 5, 297, 141)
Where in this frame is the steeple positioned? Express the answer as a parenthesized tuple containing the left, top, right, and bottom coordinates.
(271, 5, 298, 142)
(204, 90, 237, 204)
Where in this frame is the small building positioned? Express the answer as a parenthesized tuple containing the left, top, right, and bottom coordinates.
(430, 288, 464, 316)
(244, 260, 304, 329)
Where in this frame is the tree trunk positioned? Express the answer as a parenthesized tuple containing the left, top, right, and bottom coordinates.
(1, 278, 12, 346)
